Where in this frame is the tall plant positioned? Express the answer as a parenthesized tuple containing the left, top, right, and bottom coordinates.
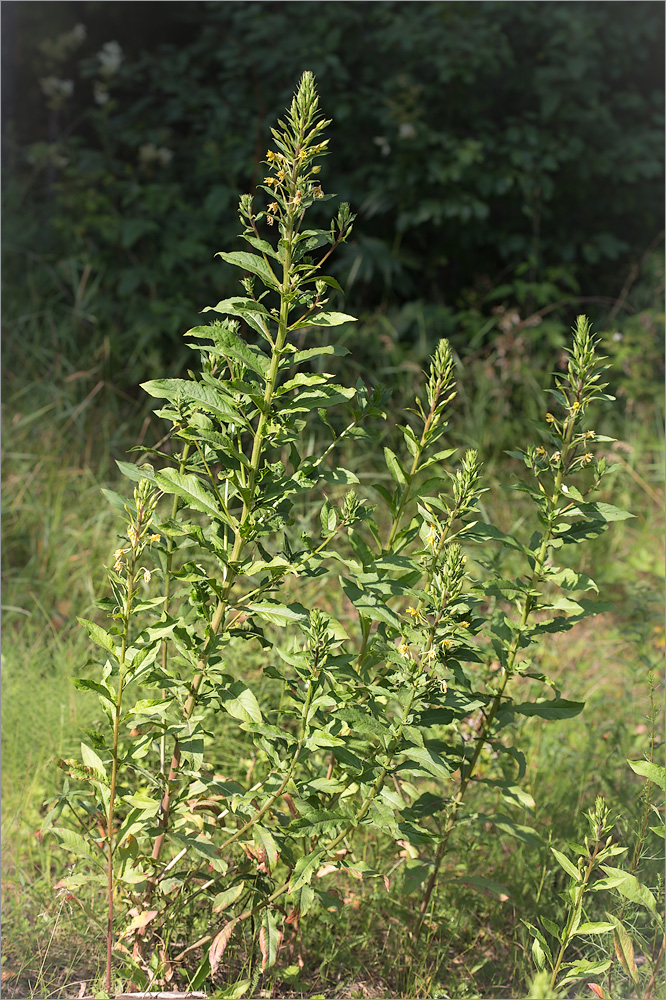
(51, 72, 631, 997)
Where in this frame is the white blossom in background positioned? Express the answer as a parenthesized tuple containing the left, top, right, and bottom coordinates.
(39, 23, 86, 63)
(98, 41, 123, 78)
(93, 83, 110, 106)
(39, 76, 74, 110)
(398, 121, 416, 139)
(373, 135, 391, 157)
(139, 144, 174, 168)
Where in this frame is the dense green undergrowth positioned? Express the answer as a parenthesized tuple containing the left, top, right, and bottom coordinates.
(2, 57, 664, 1000)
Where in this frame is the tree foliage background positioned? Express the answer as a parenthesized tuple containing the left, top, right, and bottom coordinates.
(2, 0, 664, 386)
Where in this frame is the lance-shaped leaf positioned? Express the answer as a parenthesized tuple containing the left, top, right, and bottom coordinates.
(283, 344, 350, 367)
(246, 602, 308, 627)
(627, 758, 665, 786)
(399, 745, 452, 780)
(215, 251, 279, 289)
(599, 866, 659, 917)
(153, 469, 223, 520)
(209, 917, 239, 976)
(499, 698, 585, 722)
(282, 384, 356, 412)
(259, 909, 282, 972)
(219, 682, 263, 724)
(212, 883, 245, 913)
(142, 378, 244, 425)
(254, 825, 280, 873)
(77, 618, 118, 658)
(291, 311, 357, 329)
(289, 849, 327, 892)
(606, 915, 639, 983)
(187, 321, 270, 375)
(551, 847, 581, 880)
(341, 579, 401, 630)
(52, 827, 105, 867)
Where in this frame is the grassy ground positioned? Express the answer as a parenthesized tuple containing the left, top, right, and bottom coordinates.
(2, 317, 664, 999)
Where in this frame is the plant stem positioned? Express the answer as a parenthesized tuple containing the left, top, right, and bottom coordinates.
(418, 407, 580, 922)
(549, 844, 601, 990)
(106, 516, 142, 992)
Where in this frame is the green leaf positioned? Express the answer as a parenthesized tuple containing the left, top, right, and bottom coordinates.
(202, 297, 271, 339)
(547, 567, 599, 593)
(212, 883, 245, 913)
(293, 311, 357, 328)
(219, 682, 263, 724)
(551, 847, 581, 880)
(254, 825, 280, 873)
(484, 814, 541, 847)
(384, 447, 407, 486)
(286, 344, 350, 366)
(504, 698, 585, 721)
(215, 250, 279, 289)
(259, 909, 281, 972)
(52, 827, 103, 866)
(627, 759, 665, 786)
(607, 915, 639, 983)
(216, 981, 252, 1000)
(247, 601, 308, 626)
(72, 677, 115, 704)
(77, 618, 118, 657)
(558, 960, 612, 986)
(599, 866, 659, 917)
(289, 850, 326, 892)
(400, 745, 452, 780)
(283, 384, 356, 412)
(153, 469, 222, 520)
(188, 321, 270, 376)
(80, 742, 108, 778)
(575, 921, 615, 935)
(320, 499, 337, 535)
(241, 234, 280, 259)
(143, 378, 241, 425)
(465, 521, 525, 551)
(340, 579, 401, 630)
(575, 501, 634, 522)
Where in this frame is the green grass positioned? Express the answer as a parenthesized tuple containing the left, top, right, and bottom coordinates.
(2, 317, 664, 999)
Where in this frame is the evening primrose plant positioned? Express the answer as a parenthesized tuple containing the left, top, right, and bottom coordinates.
(50, 73, 634, 996)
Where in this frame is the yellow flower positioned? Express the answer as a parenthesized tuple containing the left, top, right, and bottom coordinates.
(572, 401, 581, 410)
(425, 526, 438, 549)
(398, 641, 410, 658)
(268, 202, 279, 214)
(263, 176, 276, 187)
(266, 215, 275, 226)
(149, 533, 160, 543)
(406, 606, 420, 618)
(143, 569, 151, 584)
(581, 452, 593, 466)
(545, 412, 555, 424)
